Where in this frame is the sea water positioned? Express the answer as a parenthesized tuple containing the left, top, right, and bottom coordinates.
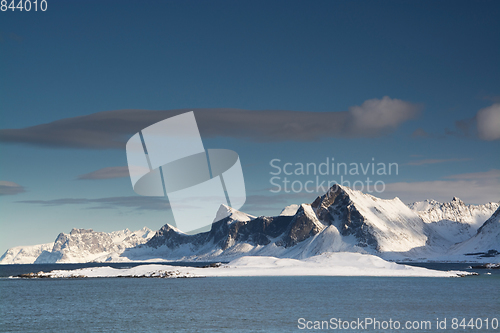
(0, 264, 499, 332)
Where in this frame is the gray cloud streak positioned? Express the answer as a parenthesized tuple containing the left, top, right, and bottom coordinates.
(0, 181, 26, 196)
(405, 158, 471, 166)
(0, 97, 420, 149)
(381, 169, 500, 204)
(78, 166, 130, 180)
(17, 196, 170, 211)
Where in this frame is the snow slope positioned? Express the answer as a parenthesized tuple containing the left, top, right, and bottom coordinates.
(14, 253, 471, 278)
(449, 207, 500, 255)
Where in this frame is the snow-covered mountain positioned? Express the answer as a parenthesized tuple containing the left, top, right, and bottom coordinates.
(119, 185, 453, 262)
(0, 227, 154, 264)
(0, 242, 54, 264)
(2, 185, 498, 264)
(409, 198, 499, 244)
(311, 185, 429, 252)
(124, 185, 498, 262)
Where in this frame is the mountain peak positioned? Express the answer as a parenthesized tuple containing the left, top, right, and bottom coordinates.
(70, 228, 94, 235)
(280, 204, 300, 216)
(311, 184, 351, 212)
(213, 204, 256, 224)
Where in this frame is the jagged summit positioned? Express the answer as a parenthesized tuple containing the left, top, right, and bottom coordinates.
(279, 204, 300, 216)
(409, 197, 499, 228)
(69, 228, 95, 235)
(406, 197, 499, 246)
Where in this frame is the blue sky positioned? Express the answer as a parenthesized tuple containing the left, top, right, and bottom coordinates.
(1, 0, 499, 252)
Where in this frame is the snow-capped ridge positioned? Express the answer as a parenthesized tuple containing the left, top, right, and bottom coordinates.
(280, 204, 300, 216)
(0, 227, 153, 264)
(213, 204, 255, 224)
(409, 197, 498, 226)
(408, 197, 499, 245)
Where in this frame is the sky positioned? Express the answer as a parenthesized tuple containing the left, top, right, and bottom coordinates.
(1, 0, 499, 253)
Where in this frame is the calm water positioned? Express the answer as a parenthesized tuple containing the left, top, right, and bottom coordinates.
(0, 264, 499, 332)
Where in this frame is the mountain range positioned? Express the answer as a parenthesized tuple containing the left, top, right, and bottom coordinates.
(1, 185, 499, 264)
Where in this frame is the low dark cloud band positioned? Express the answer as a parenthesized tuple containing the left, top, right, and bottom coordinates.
(17, 196, 171, 211)
(0, 97, 420, 149)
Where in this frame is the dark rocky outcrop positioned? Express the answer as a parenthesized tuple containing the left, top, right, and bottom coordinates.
(312, 185, 378, 249)
(277, 205, 323, 248)
(146, 215, 295, 251)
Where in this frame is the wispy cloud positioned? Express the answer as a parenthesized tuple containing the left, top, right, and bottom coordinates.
(411, 128, 431, 138)
(0, 97, 421, 149)
(405, 158, 471, 166)
(476, 103, 500, 141)
(381, 170, 500, 204)
(413, 103, 500, 141)
(242, 194, 291, 213)
(0, 181, 26, 196)
(443, 103, 500, 141)
(17, 196, 170, 211)
(444, 169, 500, 180)
(78, 166, 130, 180)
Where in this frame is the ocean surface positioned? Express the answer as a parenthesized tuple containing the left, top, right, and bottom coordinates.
(0, 263, 499, 332)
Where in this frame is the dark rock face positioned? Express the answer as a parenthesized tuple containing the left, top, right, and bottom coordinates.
(277, 205, 323, 248)
(312, 185, 378, 249)
(212, 215, 291, 250)
(146, 215, 294, 251)
(145, 224, 204, 249)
